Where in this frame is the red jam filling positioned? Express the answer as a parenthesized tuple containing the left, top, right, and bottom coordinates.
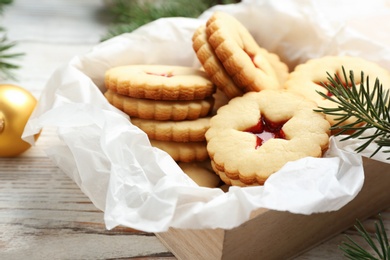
(245, 117, 286, 148)
(146, 71, 173, 77)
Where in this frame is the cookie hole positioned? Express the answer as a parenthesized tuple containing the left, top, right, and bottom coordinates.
(244, 115, 286, 149)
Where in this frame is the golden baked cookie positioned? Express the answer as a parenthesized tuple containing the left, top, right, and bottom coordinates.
(131, 117, 210, 142)
(255, 48, 289, 88)
(105, 65, 215, 100)
(192, 25, 245, 99)
(104, 90, 214, 121)
(205, 12, 288, 93)
(206, 89, 330, 186)
(150, 139, 209, 162)
(211, 161, 257, 187)
(284, 56, 390, 128)
(178, 160, 221, 188)
(211, 89, 229, 115)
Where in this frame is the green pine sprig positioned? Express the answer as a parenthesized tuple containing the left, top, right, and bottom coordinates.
(315, 67, 390, 158)
(0, 0, 23, 80)
(0, 0, 12, 13)
(103, 0, 240, 40)
(0, 30, 23, 80)
(315, 68, 390, 258)
(339, 215, 390, 260)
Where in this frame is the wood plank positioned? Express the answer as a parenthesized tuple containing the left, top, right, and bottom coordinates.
(156, 158, 390, 260)
(0, 155, 174, 259)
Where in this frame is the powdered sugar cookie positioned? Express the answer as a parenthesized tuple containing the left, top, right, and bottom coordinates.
(206, 90, 330, 186)
(104, 90, 214, 121)
(105, 65, 215, 100)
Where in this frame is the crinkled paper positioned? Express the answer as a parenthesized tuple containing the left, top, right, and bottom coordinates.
(23, 0, 390, 232)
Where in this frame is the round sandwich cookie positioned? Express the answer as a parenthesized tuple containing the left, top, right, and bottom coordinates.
(206, 89, 330, 186)
(105, 64, 216, 100)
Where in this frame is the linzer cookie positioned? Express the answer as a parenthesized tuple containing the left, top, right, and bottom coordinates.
(150, 139, 209, 163)
(204, 12, 288, 93)
(105, 65, 215, 100)
(284, 55, 390, 129)
(205, 90, 330, 186)
(104, 90, 214, 121)
(131, 117, 210, 142)
(192, 25, 244, 99)
(104, 64, 216, 163)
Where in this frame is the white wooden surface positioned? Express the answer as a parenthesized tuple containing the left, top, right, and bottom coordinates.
(0, 1, 388, 259)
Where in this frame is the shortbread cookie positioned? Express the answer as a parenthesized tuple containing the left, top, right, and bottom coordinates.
(206, 12, 288, 92)
(255, 48, 289, 88)
(211, 161, 257, 187)
(150, 139, 209, 162)
(206, 90, 330, 186)
(284, 56, 390, 128)
(105, 65, 215, 100)
(192, 25, 244, 99)
(211, 89, 229, 115)
(104, 90, 214, 121)
(131, 117, 210, 142)
(178, 161, 221, 188)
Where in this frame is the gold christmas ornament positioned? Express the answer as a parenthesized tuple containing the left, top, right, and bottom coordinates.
(0, 84, 40, 157)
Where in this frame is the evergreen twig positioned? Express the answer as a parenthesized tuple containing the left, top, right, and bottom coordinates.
(103, 0, 240, 40)
(339, 215, 390, 259)
(0, 0, 23, 80)
(315, 67, 390, 158)
(0, 30, 23, 80)
(0, 0, 12, 13)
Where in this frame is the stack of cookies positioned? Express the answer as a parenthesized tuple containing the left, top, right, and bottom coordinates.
(192, 11, 289, 99)
(104, 64, 216, 163)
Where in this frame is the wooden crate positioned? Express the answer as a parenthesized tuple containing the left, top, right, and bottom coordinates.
(156, 157, 390, 259)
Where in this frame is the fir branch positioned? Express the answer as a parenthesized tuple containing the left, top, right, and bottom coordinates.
(0, 0, 23, 80)
(315, 67, 390, 158)
(103, 0, 240, 40)
(339, 215, 390, 259)
(0, 0, 12, 14)
(0, 30, 23, 80)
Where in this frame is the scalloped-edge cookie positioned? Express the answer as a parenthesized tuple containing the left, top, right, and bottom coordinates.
(104, 90, 214, 121)
(192, 25, 244, 99)
(131, 117, 210, 142)
(206, 89, 330, 186)
(150, 139, 209, 163)
(105, 64, 216, 100)
(205, 12, 288, 93)
(284, 55, 390, 128)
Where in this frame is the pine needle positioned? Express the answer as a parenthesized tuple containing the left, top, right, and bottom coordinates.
(315, 67, 390, 158)
(0, 0, 23, 80)
(102, 0, 240, 40)
(0, 29, 23, 80)
(339, 215, 390, 259)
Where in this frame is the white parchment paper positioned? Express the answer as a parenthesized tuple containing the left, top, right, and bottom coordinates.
(23, 0, 390, 232)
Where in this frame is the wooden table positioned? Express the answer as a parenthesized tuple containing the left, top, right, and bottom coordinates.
(0, 1, 388, 259)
